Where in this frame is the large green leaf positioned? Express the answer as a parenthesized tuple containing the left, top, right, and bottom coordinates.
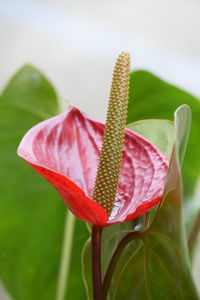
(127, 71, 200, 231)
(109, 105, 199, 299)
(82, 107, 199, 300)
(0, 65, 87, 300)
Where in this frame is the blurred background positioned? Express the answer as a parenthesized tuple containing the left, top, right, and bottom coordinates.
(0, 0, 200, 299)
(1, 0, 200, 121)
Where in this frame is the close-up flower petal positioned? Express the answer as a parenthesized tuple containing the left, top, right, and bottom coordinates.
(17, 105, 169, 226)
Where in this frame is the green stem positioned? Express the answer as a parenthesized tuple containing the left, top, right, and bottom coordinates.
(188, 209, 200, 257)
(102, 231, 144, 300)
(56, 211, 76, 300)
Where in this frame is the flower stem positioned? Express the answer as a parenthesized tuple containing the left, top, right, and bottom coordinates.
(102, 231, 144, 300)
(188, 209, 200, 257)
(92, 226, 103, 300)
(56, 211, 76, 300)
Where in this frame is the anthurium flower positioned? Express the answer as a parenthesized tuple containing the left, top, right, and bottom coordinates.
(17, 105, 168, 225)
(17, 52, 169, 226)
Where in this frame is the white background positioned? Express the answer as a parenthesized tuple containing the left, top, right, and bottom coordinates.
(1, 0, 200, 121)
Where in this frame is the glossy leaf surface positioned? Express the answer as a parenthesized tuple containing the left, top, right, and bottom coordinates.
(0, 66, 87, 300)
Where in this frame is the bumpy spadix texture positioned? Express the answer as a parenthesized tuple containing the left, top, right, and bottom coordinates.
(17, 107, 169, 226)
(92, 52, 130, 215)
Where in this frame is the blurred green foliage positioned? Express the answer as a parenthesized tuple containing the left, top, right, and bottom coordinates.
(0, 66, 199, 300)
(0, 66, 87, 300)
(128, 71, 200, 232)
(128, 70, 200, 199)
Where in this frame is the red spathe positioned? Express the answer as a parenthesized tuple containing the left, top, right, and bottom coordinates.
(17, 106, 168, 226)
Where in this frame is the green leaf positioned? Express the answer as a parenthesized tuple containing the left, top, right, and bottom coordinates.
(0, 65, 87, 300)
(82, 107, 199, 300)
(82, 222, 136, 300)
(82, 239, 92, 300)
(109, 105, 199, 299)
(127, 71, 200, 231)
(128, 119, 174, 157)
